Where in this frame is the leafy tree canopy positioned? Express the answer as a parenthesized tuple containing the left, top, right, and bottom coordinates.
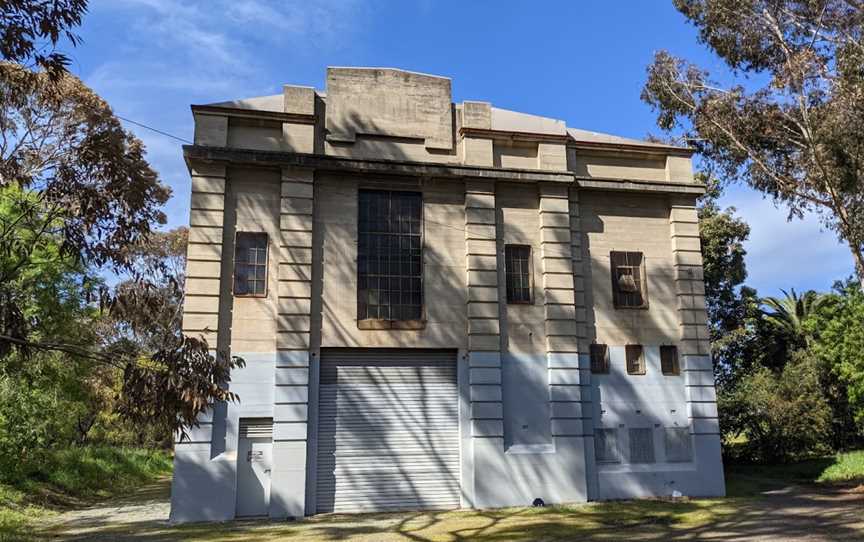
(0, 0, 87, 76)
(805, 280, 864, 425)
(0, 4, 243, 439)
(643, 0, 864, 286)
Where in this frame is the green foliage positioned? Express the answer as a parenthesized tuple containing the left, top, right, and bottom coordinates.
(805, 281, 864, 433)
(725, 449, 864, 497)
(35, 446, 172, 498)
(816, 449, 864, 484)
(698, 177, 749, 340)
(719, 351, 832, 462)
(762, 289, 826, 348)
(0, 482, 47, 542)
(0, 446, 170, 541)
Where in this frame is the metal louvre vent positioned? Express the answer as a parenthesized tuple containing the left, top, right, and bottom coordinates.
(316, 349, 460, 514)
(239, 418, 273, 439)
(594, 428, 620, 463)
(665, 427, 693, 462)
(629, 427, 655, 464)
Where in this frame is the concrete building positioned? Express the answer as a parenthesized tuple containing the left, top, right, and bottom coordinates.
(169, 67, 724, 523)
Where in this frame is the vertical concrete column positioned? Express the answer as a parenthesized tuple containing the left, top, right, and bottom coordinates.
(270, 166, 314, 519)
(184, 162, 226, 351)
(669, 199, 725, 493)
(465, 180, 504, 440)
(539, 184, 588, 440)
(567, 189, 590, 355)
(181, 161, 227, 444)
(568, 188, 596, 498)
(169, 161, 230, 523)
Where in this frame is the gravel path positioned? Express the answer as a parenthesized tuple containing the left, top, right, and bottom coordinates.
(41, 477, 172, 541)
(40, 478, 864, 541)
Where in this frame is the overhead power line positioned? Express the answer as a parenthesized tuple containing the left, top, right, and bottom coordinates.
(117, 115, 192, 144)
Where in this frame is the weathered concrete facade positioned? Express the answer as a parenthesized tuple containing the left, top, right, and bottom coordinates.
(170, 67, 724, 523)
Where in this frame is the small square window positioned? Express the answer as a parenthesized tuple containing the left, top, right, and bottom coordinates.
(610, 251, 648, 308)
(626, 344, 645, 375)
(590, 344, 609, 374)
(629, 428, 655, 464)
(661, 345, 680, 376)
(505, 245, 532, 304)
(234, 232, 268, 297)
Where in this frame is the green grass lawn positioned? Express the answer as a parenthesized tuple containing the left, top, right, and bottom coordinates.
(725, 448, 864, 496)
(0, 446, 172, 542)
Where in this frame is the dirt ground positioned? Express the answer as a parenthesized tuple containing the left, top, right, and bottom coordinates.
(40, 477, 864, 541)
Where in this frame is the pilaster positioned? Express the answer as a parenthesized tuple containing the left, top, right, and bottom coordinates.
(180, 162, 227, 452)
(270, 166, 314, 519)
(465, 180, 504, 441)
(669, 199, 724, 492)
(539, 184, 589, 441)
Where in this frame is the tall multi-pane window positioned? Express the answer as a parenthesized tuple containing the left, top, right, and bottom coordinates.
(234, 232, 268, 297)
(505, 245, 532, 304)
(357, 190, 423, 322)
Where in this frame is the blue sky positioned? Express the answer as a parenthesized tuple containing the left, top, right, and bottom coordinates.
(67, 0, 852, 296)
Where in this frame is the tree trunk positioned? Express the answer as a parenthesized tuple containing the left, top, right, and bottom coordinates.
(847, 240, 864, 290)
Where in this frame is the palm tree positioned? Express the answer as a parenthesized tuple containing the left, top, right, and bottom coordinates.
(762, 288, 824, 345)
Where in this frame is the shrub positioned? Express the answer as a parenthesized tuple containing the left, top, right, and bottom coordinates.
(719, 351, 831, 462)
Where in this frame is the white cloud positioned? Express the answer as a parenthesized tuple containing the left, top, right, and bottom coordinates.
(721, 188, 854, 295)
(80, 0, 368, 230)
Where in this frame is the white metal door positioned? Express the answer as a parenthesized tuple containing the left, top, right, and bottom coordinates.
(236, 418, 273, 517)
(316, 349, 460, 513)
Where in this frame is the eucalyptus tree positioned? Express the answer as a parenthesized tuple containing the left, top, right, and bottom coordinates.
(643, 0, 864, 286)
(0, 1, 242, 438)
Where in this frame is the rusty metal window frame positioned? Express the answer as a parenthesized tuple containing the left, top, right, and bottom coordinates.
(610, 250, 648, 309)
(357, 189, 424, 326)
(504, 244, 533, 304)
(626, 344, 646, 375)
(660, 344, 680, 376)
(590, 343, 609, 374)
(233, 232, 268, 298)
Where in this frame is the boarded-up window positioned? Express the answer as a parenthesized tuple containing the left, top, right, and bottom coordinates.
(357, 190, 423, 322)
(661, 345, 680, 375)
(505, 245, 532, 304)
(626, 344, 645, 375)
(594, 428, 620, 463)
(590, 344, 609, 374)
(665, 427, 693, 462)
(234, 232, 268, 297)
(610, 251, 647, 308)
(629, 428, 655, 463)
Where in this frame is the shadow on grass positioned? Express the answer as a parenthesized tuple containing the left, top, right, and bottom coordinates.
(36, 451, 864, 541)
(725, 450, 864, 498)
(69, 493, 863, 542)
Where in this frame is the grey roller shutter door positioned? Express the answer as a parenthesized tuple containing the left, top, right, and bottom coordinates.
(316, 349, 460, 513)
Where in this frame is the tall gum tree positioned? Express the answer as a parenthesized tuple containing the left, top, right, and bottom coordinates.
(1, 0, 243, 437)
(642, 0, 864, 287)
